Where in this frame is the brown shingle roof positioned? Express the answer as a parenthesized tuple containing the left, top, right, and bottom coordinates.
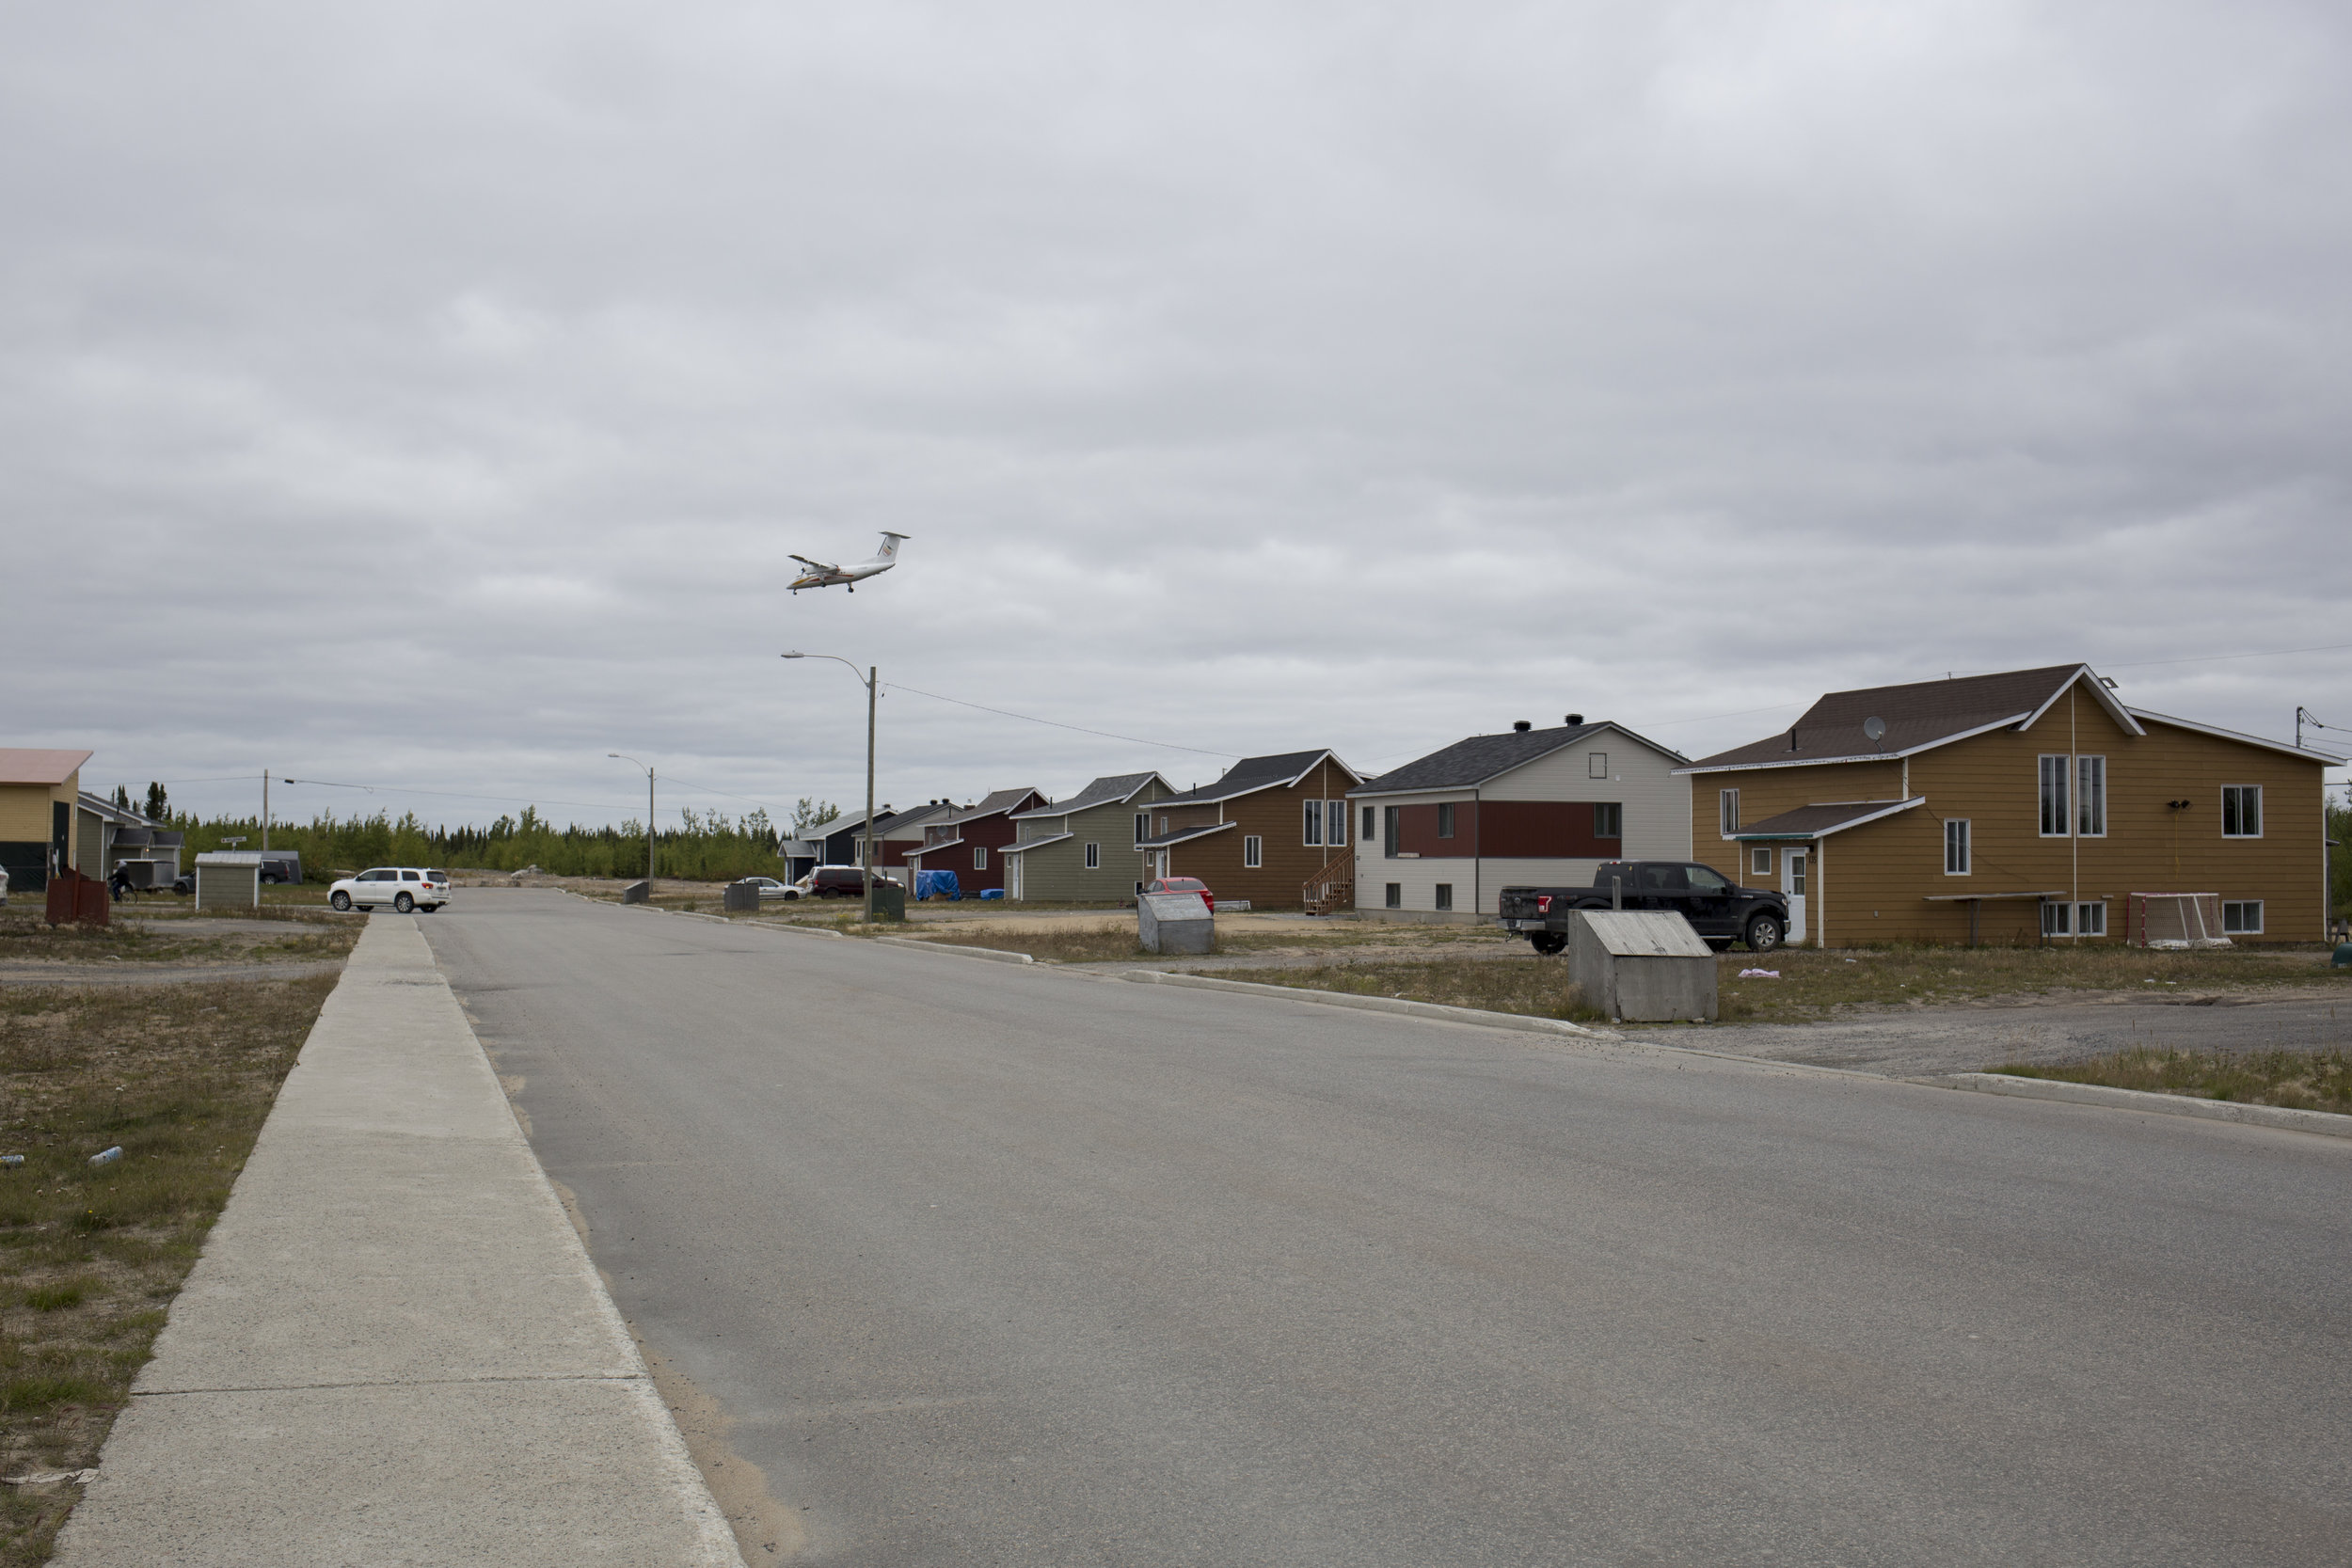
(1681, 665, 2135, 772)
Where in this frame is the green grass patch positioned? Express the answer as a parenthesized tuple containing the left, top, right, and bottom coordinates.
(1987, 1046, 2352, 1114)
(0, 973, 339, 1565)
(1211, 959, 1601, 1022)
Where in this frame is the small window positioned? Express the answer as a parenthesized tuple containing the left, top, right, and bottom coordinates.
(1435, 883, 1454, 911)
(1327, 800, 1347, 846)
(1362, 805, 1375, 841)
(1751, 847, 1772, 877)
(1384, 882, 1401, 909)
(2076, 756, 2106, 837)
(2042, 900, 2070, 937)
(1303, 800, 1323, 846)
(1243, 835, 1263, 868)
(1085, 842, 1100, 869)
(2077, 901, 2106, 937)
(2039, 755, 2070, 836)
(1158, 815, 1168, 833)
(1719, 789, 1740, 837)
(1593, 802, 1622, 839)
(1945, 818, 1971, 876)
(1437, 802, 1455, 839)
(974, 847, 987, 870)
(1135, 813, 1148, 846)
(2223, 899, 2264, 934)
(2221, 785, 2262, 838)
(1383, 805, 1400, 858)
(1590, 752, 1609, 779)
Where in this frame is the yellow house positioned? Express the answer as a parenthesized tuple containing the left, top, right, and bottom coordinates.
(0, 748, 94, 893)
(1677, 666, 2339, 946)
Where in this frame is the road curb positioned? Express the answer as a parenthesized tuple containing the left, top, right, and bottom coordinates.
(874, 935, 1035, 964)
(1123, 969, 1615, 1039)
(1935, 1072, 2352, 1139)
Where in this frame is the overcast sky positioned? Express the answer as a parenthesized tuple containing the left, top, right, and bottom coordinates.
(8, 0, 2348, 830)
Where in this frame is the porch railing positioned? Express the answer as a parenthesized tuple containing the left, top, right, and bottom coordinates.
(1302, 855, 1353, 916)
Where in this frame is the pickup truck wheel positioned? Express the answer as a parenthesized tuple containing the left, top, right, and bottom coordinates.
(393, 892, 414, 913)
(330, 892, 351, 911)
(1743, 914, 1784, 953)
(1529, 932, 1566, 956)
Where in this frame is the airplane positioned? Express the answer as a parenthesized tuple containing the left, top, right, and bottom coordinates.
(787, 531, 912, 594)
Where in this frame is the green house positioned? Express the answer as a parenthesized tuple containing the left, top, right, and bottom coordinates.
(1001, 772, 1174, 902)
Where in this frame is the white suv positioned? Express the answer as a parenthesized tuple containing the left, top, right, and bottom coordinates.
(329, 867, 447, 913)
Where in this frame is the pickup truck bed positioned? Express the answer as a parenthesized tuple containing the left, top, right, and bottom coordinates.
(1499, 861, 1788, 955)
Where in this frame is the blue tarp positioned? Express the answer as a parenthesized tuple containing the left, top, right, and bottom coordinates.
(978, 887, 1005, 900)
(915, 870, 961, 901)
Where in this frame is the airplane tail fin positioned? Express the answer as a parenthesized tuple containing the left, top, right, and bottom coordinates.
(874, 531, 910, 562)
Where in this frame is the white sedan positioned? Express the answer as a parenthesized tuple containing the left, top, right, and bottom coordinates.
(329, 867, 448, 913)
(739, 877, 803, 900)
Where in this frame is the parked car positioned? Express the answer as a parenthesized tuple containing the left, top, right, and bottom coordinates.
(328, 867, 448, 913)
(737, 876, 802, 900)
(1144, 876, 1216, 913)
(1498, 861, 1787, 955)
(423, 868, 451, 892)
(257, 852, 302, 885)
(171, 869, 196, 895)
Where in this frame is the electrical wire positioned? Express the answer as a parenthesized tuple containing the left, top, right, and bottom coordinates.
(276, 777, 643, 814)
(881, 682, 1238, 758)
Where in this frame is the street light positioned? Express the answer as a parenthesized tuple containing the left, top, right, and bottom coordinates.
(608, 754, 656, 882)
(781, 652, 880, 924)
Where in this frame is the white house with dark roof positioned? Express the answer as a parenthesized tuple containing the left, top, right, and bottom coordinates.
(1346, 717, 1692, 920)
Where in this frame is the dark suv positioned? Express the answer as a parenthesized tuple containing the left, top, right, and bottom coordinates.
(803, 866, 878, 898)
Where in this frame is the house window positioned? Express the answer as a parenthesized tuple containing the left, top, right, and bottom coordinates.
(1590, 752, 1609, 779)
(1437, 802, 1455, 839)
(1435, 883, 1454, 911)
(1085, 842, 1100, 869)
(2076, 756, 2106, 837)
(1158, 815, 1168, 833)
(1384, 882, 1401, 909)
(2077, 901, 2106, 937)
(1303, 800, 1323, 846)
(1135, 813, 1148, 846)
(1383, 805, 1400, 858)
(1719, 789, 1740, 837)
(2222, 785, 2262, 838)
(1945, 818, 1971, 876)
(1593, 802, 1622, 839)
(1362, 805, 1375, 842)
(2223, 900, 2263, 934)
(1751, 847, 1772, 877)
(2042, 900, 2070, 937)
(1327, 800, 1347, 846)
(2039, 755, 2070, 836)
(1243, 835, 1263, 868)
(974, 847, 987, 870)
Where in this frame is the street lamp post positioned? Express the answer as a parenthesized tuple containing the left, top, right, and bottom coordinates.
(607, 754, 656, 882)
(781, 652, 880, 924)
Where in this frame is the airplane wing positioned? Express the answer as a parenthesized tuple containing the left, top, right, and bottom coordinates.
(788, 554, 840, 573)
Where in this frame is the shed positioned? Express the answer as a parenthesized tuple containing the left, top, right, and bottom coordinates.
(195, 850, 265, 911)
(1569, 910, 1717, 1022)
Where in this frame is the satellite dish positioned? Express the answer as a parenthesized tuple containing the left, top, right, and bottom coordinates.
(1863, 717, 1887, 744)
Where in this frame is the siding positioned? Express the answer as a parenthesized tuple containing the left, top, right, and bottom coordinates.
(1012, 783, 1172, 902)
(1162, 756, 1357, 910)
(1685, 676, 2327, 944)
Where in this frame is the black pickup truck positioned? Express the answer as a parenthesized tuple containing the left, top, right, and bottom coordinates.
(1499, 861, 1788, 956)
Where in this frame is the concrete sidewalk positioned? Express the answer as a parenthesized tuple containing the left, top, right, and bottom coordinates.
(54, 917, 744, 1566)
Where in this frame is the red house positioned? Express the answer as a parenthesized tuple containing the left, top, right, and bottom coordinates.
(905, 787, 1046, 895)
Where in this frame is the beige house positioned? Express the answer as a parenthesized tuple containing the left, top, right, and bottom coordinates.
(1677, 664, 2339, 946)
(0, 748, 93, 893)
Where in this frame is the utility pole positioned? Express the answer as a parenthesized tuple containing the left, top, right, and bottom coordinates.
(608, 755, 658, 883)
(783, 653, 882, 924)
(262, 769, 270, 852)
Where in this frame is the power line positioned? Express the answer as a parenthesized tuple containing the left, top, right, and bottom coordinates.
(277, 777, 643, 814)
(2106, 640, 2352, 671)
(882, 682, 1238, 758)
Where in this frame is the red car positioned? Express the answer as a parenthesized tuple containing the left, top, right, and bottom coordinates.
(1144, 876, 1215, 912)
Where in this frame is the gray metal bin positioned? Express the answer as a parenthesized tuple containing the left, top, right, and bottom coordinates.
(1569, 910, 1717, 1022)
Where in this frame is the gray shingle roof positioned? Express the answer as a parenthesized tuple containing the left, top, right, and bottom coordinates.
(1152, 751, 1352, 808)
(1728, 799, 1924, 839)
(948, 787, 1044, 825)
(1350, 722, 1613, 795)
(1013, 772, 1165, 819)
(1685, 665, 2122, 771)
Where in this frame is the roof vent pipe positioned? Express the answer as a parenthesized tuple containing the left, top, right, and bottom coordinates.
(1565, 713, 1584, 725)
(1789, 728, 1799, 751)
(1513, 720, 1533, 733)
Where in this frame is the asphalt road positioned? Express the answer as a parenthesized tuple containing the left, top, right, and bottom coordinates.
(422, 892, 2352, 1566)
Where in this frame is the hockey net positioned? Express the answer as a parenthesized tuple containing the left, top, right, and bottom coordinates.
(2128, 893, 2232, 949)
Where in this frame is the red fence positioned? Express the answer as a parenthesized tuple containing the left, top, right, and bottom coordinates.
(45, 866, 109, 927)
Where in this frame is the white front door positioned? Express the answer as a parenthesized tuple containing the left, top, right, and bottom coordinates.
(1782, 847, 1809, 945)
(1153, 850, 1168, 880)
(1007, 855, 1023, 901)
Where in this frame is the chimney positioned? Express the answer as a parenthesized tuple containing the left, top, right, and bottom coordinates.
(1565, 713, 1584, 725)
(1513, 720, 1533, 733)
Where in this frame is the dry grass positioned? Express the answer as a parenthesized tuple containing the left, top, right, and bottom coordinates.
(0, 911, 351, 969)
(1211, 959, 1602, 1022)
(1989, 1046, 2352, 1114)
(916, 927, 1156, 963)
(1717, 942, 2350, 1022)
(0, 974, 339, 1565)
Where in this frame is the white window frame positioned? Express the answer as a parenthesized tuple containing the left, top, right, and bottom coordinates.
(2042, 899, 2070, 937)
(2038, 755, 2070, 837)
(2221, 785, 2263, 839)
(1945, 817, 1971, 876)
(973, 847, 987, 870)
(1084, 842, 1100, 869)
(2076, 755, 2106, 838)
(1589, 752, 1608, 779)
(1243, 834, 1263, 868)
(1328, 800, 1347, 846)
(1135, 813, 1148, 847)
(1303, 800, 1323, 847)
(1719, 789, 1740, 838)
(1751, 847, 1772, 878)
(1434, 883, 1454, 911)
(2222, 899, 2264, 934)
(2076, 901, 2106, 937)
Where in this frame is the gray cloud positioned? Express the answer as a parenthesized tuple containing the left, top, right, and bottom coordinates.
(6, 0, 2347, 824)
